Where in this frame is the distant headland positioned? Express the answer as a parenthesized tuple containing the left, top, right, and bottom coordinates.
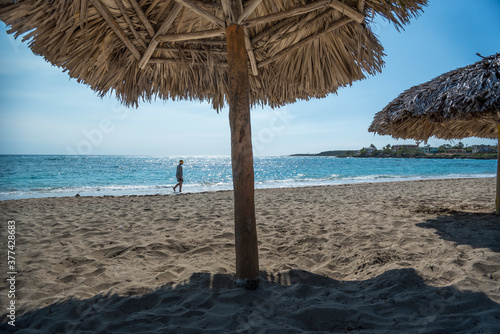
(292, 143, 498, 159)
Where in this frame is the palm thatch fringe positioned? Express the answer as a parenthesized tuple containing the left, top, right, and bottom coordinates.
(0, 0, 426, 111)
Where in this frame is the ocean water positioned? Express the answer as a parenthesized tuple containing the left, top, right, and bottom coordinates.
(0, 155, 496, 200)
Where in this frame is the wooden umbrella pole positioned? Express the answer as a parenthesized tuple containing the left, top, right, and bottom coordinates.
(497, 124, 500, 215)
(226, 24, 260, 289)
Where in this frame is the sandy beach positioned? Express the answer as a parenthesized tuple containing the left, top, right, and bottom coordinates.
(1, 178, 499, 333)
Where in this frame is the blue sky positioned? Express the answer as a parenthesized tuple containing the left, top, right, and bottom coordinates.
(0, 0, 499, 156)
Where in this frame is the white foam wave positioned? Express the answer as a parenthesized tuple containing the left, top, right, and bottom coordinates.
(0, 173, 495, 201)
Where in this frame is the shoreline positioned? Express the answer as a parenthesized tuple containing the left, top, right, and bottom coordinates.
(292, 154, 498, 160)
(1, 175, 496, 202)
(1, 177, 499, 332)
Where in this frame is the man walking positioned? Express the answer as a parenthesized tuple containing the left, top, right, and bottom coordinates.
(173, 160, 184, 192)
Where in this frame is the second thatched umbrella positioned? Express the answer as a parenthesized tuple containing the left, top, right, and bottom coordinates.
(1, 0, 426, 288)
(369, 53, 500, 214)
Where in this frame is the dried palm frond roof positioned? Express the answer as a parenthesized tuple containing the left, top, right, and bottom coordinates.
(369, 53, 500, 140)
(0, 0, 426, 111)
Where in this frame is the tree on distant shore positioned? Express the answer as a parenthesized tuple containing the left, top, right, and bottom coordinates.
(438, 144, 452, 153)
(395, 147, 419, 158)
(382, 144, 392, 155)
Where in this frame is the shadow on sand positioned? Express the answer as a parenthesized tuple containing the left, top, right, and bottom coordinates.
(2, 268, 500, 333)
(417, 212, 500, 252)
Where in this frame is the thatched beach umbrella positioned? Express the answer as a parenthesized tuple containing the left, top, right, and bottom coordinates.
(369, 53, 500, 214)
(1, 0, 426, 288)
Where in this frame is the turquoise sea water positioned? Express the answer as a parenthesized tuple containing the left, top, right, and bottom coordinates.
(0, 155, 496, 200)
